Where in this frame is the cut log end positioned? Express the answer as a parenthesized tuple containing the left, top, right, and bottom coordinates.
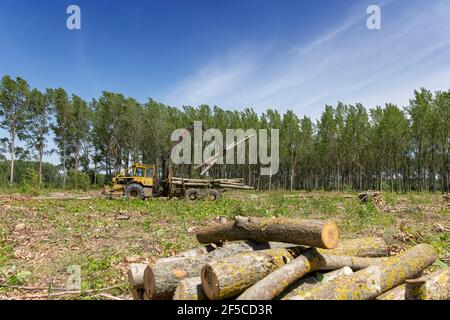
(321, 221, 339, 249)
(143, 267, 156, 299)
(201, 265, 219, 300)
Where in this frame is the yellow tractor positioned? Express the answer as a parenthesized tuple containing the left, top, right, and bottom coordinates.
(109, 163, 157, 199)
(108, 161, 252, 200)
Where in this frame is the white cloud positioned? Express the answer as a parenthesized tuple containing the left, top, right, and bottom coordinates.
(162, 0, 450, 119)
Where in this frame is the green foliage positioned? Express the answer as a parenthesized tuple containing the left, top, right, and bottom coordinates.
(19, 167, 41, 195)
(0, 73, 449, 193)
(0, 243, 13, 267)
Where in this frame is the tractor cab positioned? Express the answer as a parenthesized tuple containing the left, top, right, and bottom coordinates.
(109, 163, 157, 199)
(128, 163, 155, 187)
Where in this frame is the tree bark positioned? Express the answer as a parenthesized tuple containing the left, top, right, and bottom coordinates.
(236, 249, 387, 300)
(143, 241, 275, 300)
(173, 277, 207, 300)
(281, 267, 353, 300)
(10, 127, 15, 184)
(201, 247, 303, 300)
(38, 149, 43, 185)
(287, 244, 436, 300)
(317, 237, 387, 257)
(405, 267, 449, 300)
(196, 216, 339, 249)
(376, 284, 405, 300)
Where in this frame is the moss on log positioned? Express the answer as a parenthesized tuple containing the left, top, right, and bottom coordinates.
(143, 240, 275, 300)
(281, 267, 353, 300)
(236, 249, 386, 300)
(196, 216, 339, 249)
(201, 247, 304, 300)
(287, 244, 437, 300)
(173, 277, 207, 300)
(318, 255, 388, 271)
(317, 237, 387, 257)
(405, 267, 450, 300)
(376, 284, 405, 300)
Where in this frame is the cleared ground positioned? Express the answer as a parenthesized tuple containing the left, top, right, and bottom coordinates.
(0, 189, 448, 299)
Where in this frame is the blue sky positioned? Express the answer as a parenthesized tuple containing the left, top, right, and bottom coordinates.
(1, 0, 450, 164)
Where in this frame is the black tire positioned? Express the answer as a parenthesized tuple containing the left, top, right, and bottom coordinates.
(124, 183, 145, 200)
(185, 188, 199, 201)
(208, 189, 221, 201)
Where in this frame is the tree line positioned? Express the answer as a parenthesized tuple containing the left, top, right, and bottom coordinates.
(0, 74, 448, 192)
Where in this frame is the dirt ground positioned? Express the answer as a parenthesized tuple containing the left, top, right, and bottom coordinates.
(0, 190, 448, 299)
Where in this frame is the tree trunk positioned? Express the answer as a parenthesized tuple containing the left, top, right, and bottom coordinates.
(196, 216, 339, 249)
(38, 149, 43, 185)
(281, 267, 353, 300)
(143, 241, 275, 300)
(376, 284, 405, 300)
(201, 247, 303, 300)
(405, 267, 449, 300)
(10, 128, 15, 184)
(287, 244, 436, 300)
(62, 143, 67, 189)
(236, 248, 387, 300)
(74, 146, 79, 189)
(173, 277, 207, 300)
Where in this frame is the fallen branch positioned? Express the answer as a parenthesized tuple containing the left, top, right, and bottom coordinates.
(9, 284, 127, 300)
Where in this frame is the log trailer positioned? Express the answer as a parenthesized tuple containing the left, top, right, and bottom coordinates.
(108, 124, 254, 200)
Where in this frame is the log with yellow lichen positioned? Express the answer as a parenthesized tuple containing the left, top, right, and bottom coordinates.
(281, 267, 353, 300)
(376, 284, 405, 300)
(173, 277, 207, 300)
(201, 247, 304, 300)
(287, 243, 437, 300)
(143, 240, 275, 299)
(405, 267, 450, 300)
(317, 237, 387, 257)
(236, 248, 387, 300)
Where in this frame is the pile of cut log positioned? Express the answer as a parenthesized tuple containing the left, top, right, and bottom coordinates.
(127, 216, 449, 300)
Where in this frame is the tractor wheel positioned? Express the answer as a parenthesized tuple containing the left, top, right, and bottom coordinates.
(185, 188, 199, 201)
(208, 189, 221, 201)
(124, 183, 145, 200)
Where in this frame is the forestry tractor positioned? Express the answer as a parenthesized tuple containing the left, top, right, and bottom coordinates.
(107, 124, 254, 200)
(108, 162, 251, 200)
